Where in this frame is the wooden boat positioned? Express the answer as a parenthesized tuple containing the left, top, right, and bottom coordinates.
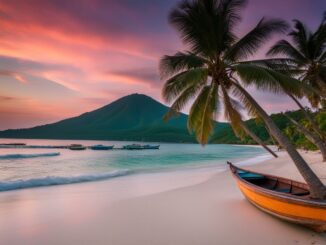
(69, 144, 87, 150)
(227, 161, 326, 232)
(142, 144, 160, 150)
(89, 144, 114, 150)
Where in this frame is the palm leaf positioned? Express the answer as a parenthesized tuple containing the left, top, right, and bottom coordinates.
(221, 85, 245, 137)
(219, 0, 247, 31)
(169, 0, 221, 57)
(238, 58, 305, 76)
(217, 0, 248, 49)
(230, 80, 260, 118)
(159, 52, 207, 79)
(162, 68, 208, 103)
(164, 78, 206, 120)
(234, 63, 304, 96)
(267, 40, 307, 64)
(289, 20, 311, 58)
(188, 83, 219, 144)
(225, 17, 288, 61)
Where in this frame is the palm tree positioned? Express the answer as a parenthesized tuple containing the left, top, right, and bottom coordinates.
(284, 113, 326, 160)
(160, 0, 326, 199)
(267, 16, 326, 150)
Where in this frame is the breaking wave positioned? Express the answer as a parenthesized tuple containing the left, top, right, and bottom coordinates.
(0, 152, 60, 159)
(0, 169, 131, 191)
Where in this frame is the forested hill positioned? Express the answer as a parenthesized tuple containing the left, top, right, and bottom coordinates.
(0, 93, 227, 142)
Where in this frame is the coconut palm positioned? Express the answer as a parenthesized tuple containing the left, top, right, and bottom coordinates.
(160, 0, 326, 199)
(267, 16, 326, 133)
(266, 15, 326, 160)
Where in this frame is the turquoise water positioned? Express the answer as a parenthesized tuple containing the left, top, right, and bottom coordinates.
(0, 139, 267, 191)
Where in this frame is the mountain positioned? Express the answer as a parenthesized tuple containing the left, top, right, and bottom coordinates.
(0, 93, 228, 142)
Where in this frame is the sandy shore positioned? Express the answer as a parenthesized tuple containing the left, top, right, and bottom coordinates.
(0, 150, 326, 244)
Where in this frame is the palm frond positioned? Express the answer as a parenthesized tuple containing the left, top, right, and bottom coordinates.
(234, 63, 304, 96)
(238, 58, 305, 76)
(225, 17, 288, 61)
(289, 20, 311, 58)
(267, 40, 307, 64)
(169, 0, 221, 57)
(162, 68, 208, 103)
(314, 21, 326, 59)
(230, 80, 260, 118)
(164, 79, 206, 121)
(159, 52, 207, 79)
(188, 83, 219, 144)
(319, 51, 326, 64)
(217, 0, 248, 48)
(219, 0, 247, 31)
(221, 85, 244, 137)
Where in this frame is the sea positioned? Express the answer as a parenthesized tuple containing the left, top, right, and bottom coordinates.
(0, 138, 271, 192)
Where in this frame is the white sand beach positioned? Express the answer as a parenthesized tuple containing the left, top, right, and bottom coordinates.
(0, 150, 326, 245)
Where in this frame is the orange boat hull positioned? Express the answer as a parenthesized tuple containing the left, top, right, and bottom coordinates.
(229, 163, 326, 232)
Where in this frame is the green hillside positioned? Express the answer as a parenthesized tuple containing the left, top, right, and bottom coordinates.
(0, 93, 227, 142)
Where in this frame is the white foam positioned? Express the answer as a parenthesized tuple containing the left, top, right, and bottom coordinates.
(0, 169, 131, 191)
(0, 152, 60, 159)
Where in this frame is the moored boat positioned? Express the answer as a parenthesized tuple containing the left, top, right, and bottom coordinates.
(122, 144, 143, 150)
(89, 144, 114, 150)
(227, 161, 326, 232)
(142, 144, 160, 149)
(69, 144, 87, 150)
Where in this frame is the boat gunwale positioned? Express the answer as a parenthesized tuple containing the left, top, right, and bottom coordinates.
(227, 161, 326, 207)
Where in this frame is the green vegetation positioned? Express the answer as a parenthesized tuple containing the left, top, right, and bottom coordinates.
(212, 109, 326, 150)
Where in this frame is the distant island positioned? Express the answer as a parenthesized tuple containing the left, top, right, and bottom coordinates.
(0, 93, 313, 145)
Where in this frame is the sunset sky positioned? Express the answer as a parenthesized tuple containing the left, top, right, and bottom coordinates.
(0, 0, 325, 130)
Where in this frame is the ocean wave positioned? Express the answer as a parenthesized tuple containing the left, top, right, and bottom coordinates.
(0, 169, 131, 192)
(0, 152, 60, 159)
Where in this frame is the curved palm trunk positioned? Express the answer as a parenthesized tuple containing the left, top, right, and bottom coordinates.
(286, 115, 326, 161)
(288, 93, 326, 140)
(264, 125, 279, 148)
(239, 121, 278, 158)
(234, 83, 326, 199)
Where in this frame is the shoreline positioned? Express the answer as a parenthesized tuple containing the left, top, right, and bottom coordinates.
(0, 137, 273, 146)
(0, 145, 270, 193)
(0, 150, 325, 244)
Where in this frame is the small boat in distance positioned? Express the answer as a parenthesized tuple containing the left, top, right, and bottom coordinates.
(123, 144, 143, 150)
(69, 144, 87, 150)
(122, 144, 160, 150)
(227, 162, 326, 232)
(142, 144, 160, 149)
(89, 145, 114, 150)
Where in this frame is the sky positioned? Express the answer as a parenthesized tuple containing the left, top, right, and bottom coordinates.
(0, 0, 325, 130)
